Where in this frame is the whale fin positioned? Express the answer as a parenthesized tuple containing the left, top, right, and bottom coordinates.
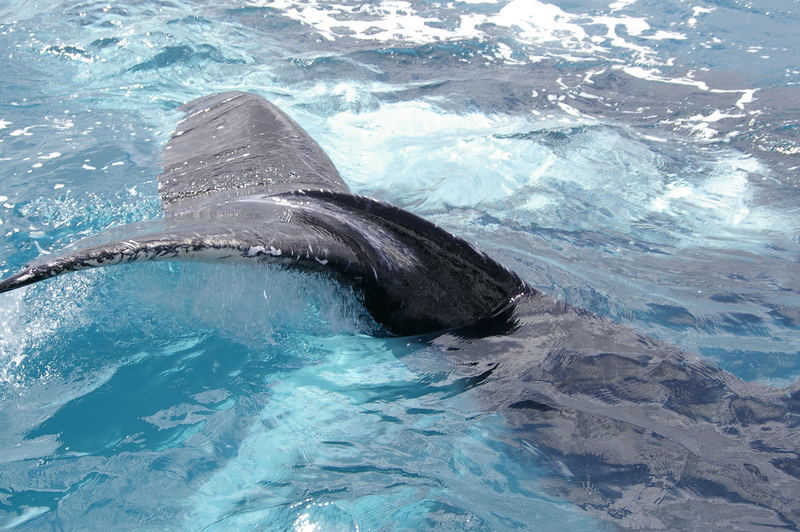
(0, 191, 528, 335)
(0, 219, 356, 294)
(160, 91, 349, 213)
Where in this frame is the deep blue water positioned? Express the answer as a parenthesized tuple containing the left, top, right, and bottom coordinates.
(0, 0, 798, 530)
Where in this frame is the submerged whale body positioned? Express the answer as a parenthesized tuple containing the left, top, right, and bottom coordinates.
(1, 92, 799, 529)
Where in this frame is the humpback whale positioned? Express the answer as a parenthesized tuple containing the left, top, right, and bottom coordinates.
(1, 92, 799, 529)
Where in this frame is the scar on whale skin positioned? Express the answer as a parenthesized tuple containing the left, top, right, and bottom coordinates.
(1, 92, 799, 529)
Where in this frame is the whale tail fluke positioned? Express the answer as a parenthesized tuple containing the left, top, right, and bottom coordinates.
(0, 92, 529, 335)
(0, 269, 44, 294)
(159, 91, 350, 213)
(0, 191, 528, 335)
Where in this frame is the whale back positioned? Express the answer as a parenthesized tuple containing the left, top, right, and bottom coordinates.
(159, 91, 348, 213)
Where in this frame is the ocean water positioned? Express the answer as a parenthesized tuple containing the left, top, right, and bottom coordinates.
(0, 0, 798, 530)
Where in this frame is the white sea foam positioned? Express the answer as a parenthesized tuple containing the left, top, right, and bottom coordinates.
(490, 0, 593, 50)
(648, 152, 776, 234)
(249, 0, 680, 66)
(641, 30, 686, 41)
(301, 90, 782, 250)
(9, 126, 35, 137)
(248, 0, 483, 43)
(0, 289, 28, 386)
(609, 0, 638, 11)
(0, 272, 101, 386)
(688, 6, 715, 28)
(239, 0, 757, 105)
(621, 66, 709, 90)
(320, 99, 587, 208)
(486, 0, 672, 63)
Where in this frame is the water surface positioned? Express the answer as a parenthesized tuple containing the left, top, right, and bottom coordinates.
(0, 0, 798, 529)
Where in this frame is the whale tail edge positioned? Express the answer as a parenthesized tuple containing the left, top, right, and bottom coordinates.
(0, 192, 529, 336)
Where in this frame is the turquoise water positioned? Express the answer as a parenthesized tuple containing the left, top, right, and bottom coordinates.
(1, 0, 798, 529)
